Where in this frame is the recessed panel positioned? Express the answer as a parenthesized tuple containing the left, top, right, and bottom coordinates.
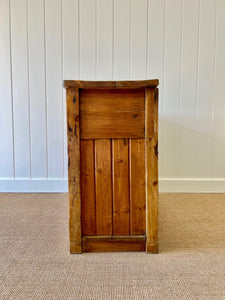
(80, 89, 149, 139)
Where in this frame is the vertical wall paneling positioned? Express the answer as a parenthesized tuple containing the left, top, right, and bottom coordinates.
(212, 0, 225, 178)
(1, 0, 225, 192)
(62, 0, 79, 178)
(162, 0, 182, 178)
(79, 0, 96, 80)
(130, 0, 148, 79)
(178, 0, 199, 178)
(114, 0, 130, 80)
(62, 0, 79, 80)
(0, 0, 14, 178)
(10, 0, 31, 178)
(96, 0, 113, 80)
(28, 0, 47, 178)
(147, 0, 165, 177)
(195, 0, 217, 178)
(45, 0, 64, 178)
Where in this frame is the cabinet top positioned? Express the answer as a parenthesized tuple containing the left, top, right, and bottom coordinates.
(63, 79, 159, 89)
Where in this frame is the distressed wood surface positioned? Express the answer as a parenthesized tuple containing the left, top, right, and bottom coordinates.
(67, 88, 82, 253)
(63, 79, 159, 89)
(130, 138, 146, 235)
(95, 139, 113, 235)
(80, 111, 145, 139)
(112, 139, 130, 235)
(83, 235, 146, 252)
(80, 139, 95, 236)
(80, 89, 145, 112)
(65, 81, 159, 253)
(145, 87, 159, 253)
(80, 88, 146, 139)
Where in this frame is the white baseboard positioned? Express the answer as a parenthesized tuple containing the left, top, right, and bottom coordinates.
(159, 179, 225, 193)
(0, 178, 225, 193)
(0, 179, 68, 193)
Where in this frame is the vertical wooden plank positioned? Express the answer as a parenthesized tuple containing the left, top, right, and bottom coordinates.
(96, 0, 113, 80)
(45, 0, 64, 178)
(79, 0, 96, 80)
(112, 138, 130, 235)
(0, 0, 14, 178)
(145, 88, 158, 253)
(130, 0, 148, 79)
(28, 0, 47, 178)
(80, 140, 96, 236)
(130, 139, 145, 235)
(212, 0, 225, 178)
(62, 0, 79, 178)
(10, 0, 30, 178)
(147, 0, 165, 178)
(114, 0, 130, 80)
(195, 0, 217, 178)
(162, 0, 182, 179)
(67, 88, 81, 253)
(178, 0, 199, 179)
(95, 139, 112, 235)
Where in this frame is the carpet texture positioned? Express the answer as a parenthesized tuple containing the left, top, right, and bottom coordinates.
(0, 193, 225, 299)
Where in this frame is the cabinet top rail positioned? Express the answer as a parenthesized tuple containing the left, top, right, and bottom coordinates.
(63, 79, 159, 89)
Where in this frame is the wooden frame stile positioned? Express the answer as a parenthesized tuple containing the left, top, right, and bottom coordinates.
(145, 87, 159, 253)
(66, 88, 82, 253)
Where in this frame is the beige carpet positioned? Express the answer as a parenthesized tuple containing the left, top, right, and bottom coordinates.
(0, 193, 225, 300)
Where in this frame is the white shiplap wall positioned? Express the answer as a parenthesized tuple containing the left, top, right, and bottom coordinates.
(0, 0, 225, 192)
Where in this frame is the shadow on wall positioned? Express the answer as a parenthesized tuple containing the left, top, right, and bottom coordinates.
(158, 117, 225, 179)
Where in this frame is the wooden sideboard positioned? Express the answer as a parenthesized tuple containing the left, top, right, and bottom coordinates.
(63, 80, 159, 253)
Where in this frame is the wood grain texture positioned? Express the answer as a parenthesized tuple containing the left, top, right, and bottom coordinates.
(80, 88, 146, 139)
(67, 88, 82, 253)
(95, 139, 112, 235)
(80, 89, 145, 112)
(63, 80, 159, 89)
(145, 88, 158, 253)
(145, 88, 155, 138)
(83, 235, 146, 252)
(80, 140, 95, 236)
(112, 139, 130, 235)
(129, 139, 146, 235)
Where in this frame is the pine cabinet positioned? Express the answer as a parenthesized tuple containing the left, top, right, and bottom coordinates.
(63, 80, 159, 253)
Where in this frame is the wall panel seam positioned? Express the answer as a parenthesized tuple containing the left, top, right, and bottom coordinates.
(61, 0, 65, 178)
(26, 0, 32, 179)
(9, 0, 15, 179)
(43, 0, 48, 179)
(211, 0, 218, 130)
